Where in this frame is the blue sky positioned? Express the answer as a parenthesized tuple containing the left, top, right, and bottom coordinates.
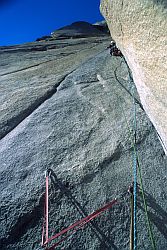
(0, 0, 103, 46)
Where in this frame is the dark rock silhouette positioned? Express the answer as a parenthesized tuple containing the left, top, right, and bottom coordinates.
(51, 21, 107, 39)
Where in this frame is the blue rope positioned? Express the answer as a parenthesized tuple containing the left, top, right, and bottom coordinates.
(115, 59, 156, 249)
(133, 89, 137, 250)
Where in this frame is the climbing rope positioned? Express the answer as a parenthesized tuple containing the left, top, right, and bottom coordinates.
(132, 85, 137, 250)
(113, 61, 144, 111)
(119, 93, 156, 250)
(137, 158, 156, 250)
(126, 60, 156, 250)
(42, 170, 51, 246)
(114, 58, 156, 250)
(129, 185, 134, 250)
(40, 55, 158, 250)
(41, 169, 117, 249)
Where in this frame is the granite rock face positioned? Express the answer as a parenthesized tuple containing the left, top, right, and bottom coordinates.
(100, 0, 167, 154)
(0, 37, 109, 140)
(0, 24, 167, 250)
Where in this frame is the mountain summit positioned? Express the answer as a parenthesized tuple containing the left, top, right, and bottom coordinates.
(51, 21, 108, 39)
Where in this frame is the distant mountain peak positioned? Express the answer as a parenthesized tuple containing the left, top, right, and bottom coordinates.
(51, 20, 109, 39)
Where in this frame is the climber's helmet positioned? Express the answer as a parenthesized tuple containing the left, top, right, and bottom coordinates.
(111, 41, 116, 45)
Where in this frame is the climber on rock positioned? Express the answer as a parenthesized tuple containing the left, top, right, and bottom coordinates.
(107, 41, 122, 57)
(107, 41, 116, 55)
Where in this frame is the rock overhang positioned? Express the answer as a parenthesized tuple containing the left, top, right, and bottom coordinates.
(100, 0, 167, 154)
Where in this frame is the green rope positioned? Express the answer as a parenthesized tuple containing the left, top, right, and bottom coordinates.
(114, 63, 156, 250)
(136, 158, 156, 250)
(132, 86, 137, 250)
(119, 98, 156, 250)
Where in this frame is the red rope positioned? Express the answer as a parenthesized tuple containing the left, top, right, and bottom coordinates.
(42, 174, 49, 246)
(42, 172, 117, 249)
(45, 175, 49, 242)
(41, 197, 46, 246)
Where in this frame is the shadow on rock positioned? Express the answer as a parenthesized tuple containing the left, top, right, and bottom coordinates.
(48, 168, 118, 250)
(0, 197, 44, 249)
(137, 186, 167, 240)
(152, 0, 167, 9)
